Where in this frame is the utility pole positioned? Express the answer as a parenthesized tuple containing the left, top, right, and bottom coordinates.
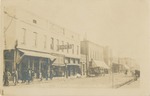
(0, 0, 4, 95)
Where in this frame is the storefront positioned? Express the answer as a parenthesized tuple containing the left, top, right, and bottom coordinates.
(88, 59, 110, 76)
(51, 53, 65, 77)
(4, 48, 56, 81)
(65, 57, 81, 77)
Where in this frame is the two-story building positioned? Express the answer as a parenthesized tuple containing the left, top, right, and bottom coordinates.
(4, 6, 80, 80)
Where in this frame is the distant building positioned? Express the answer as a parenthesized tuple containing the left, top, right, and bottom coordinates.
(3, 6, 80, 80)
(80, 40, 109, 76)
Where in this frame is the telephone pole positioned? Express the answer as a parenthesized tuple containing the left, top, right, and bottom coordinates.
(0, 0, 4, 95)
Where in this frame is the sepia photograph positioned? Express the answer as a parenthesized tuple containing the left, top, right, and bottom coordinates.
(0, 0, 150, 96)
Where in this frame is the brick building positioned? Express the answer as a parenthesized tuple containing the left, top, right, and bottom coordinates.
(3, 6, 80, 81)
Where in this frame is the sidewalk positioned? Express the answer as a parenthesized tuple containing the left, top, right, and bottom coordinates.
(6, 73, 134, 88)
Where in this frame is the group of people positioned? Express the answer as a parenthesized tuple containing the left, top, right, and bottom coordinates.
(21, 68, 33, 84)
(3, 69, 18, 86)
(3, 68, 55, 86)
(21, 68, 54, 83)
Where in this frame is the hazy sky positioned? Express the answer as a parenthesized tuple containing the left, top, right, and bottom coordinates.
(4, 0, 150, 65)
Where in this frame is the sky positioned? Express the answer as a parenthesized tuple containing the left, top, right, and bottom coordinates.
(3, 0, 150, 65)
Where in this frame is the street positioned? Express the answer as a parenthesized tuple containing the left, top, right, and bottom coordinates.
(2, 73, 139, 96)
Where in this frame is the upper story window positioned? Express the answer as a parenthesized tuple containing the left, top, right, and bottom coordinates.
(57, 39, 59, 51)
(33, 19, 37, 24)
(51, 37, 54, 50)
(44, 35, 47, 49)
(77, 45, 79, 55)
(72, 44, 74, 54)
(62, 41, 64, 52)
(67, 42, 69, 53)
(33, 32, 37, 47)
(20, 28, 26, 44)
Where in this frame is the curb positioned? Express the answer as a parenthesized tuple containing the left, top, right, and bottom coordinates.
(114, 78, 135, 88)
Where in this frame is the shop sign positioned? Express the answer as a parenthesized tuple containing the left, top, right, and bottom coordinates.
(58, 44, 74, 50)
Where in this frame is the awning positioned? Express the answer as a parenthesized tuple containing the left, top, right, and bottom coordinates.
(19, 49, 56, 60)
(67, 63, 81, 66)
(93, 60, 110, 69)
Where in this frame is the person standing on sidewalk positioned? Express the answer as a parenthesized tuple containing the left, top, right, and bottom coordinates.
(12, 69, 18, 85)
(31, 69, 34, 81)
(39, 71, 43, 81)
(3, 69, 11, 86)
(50, 69, 53, 80)
(45, 70, 48, 80)
(27, 68, 31, 84)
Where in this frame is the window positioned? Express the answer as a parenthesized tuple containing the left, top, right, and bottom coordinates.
(44, 35, 47, 49)
(57, 39, 59, 51)
(20, 28, 26, 44)
(77, 45, 79, 55)
(67, 42, 69, 53)
(68, 58, 70, 63)
(33, 32, 37, 47)
(62, 41, 64, 52)
(51, 37, 54, 50)
(72, 44, 74, 54)
(73, 59, 75, 63)
(33, 19, 37, 24)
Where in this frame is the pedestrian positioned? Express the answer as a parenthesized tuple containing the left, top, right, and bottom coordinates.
(15, 70, 19, 83)
(50, 70, 53, 80)
(45, 70, 48, 80)
(31, 69, 34, 81)
(21, 69, 25, 83)
(39, 71, 42, 81)
(27, 68, 31, 84)
(25, 69, 28, 83)
(12, 69, 18, 85)
(3, 69, 11, 86)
